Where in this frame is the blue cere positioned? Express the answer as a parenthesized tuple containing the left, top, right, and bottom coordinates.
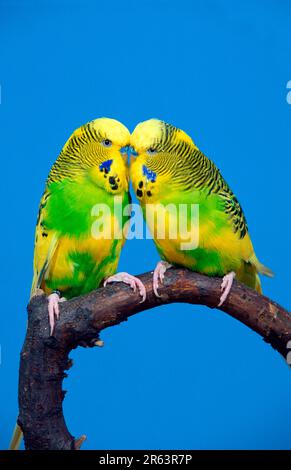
(129, 146, 138, 157)
(120, 145, 129, 155)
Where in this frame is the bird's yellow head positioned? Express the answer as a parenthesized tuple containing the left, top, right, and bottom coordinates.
(50, 117, 131, 194)
(130, 119, 196, 201)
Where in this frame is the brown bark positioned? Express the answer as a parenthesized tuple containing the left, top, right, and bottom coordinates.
(18, 268, 291, 450)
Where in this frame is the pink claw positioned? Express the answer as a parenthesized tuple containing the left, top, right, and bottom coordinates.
(47, 293, 66, 335)
(104, 272, 146, 303)
(218, 271, 236, 307)
(152, 261, 172, 297)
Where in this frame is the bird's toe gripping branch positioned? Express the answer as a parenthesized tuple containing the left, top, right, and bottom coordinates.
(104, 272, 147, 302)
(153, 261, 173, 297)
(47, 291, 66, 335)
(218, 271, 236, 307)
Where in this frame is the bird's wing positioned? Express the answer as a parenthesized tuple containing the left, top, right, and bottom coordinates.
(218, 186, 248, 240)
(188, 148, 249, 240)
(194, 152, 273, 276)
(30, 190, 59, 297)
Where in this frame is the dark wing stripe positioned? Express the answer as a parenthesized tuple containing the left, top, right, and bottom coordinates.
(148, 134, 248, 239)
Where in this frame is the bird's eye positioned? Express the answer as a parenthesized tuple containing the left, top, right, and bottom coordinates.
(102, 139, 112, 147)
(147, 147, 157, 155)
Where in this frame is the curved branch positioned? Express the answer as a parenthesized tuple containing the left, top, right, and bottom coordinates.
(18, 268, 291, 450)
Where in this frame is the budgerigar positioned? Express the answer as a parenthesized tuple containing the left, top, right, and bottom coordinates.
(33, 117, 145, 332)
(9, 117, 146, 450)
(130, 119, 273, 302)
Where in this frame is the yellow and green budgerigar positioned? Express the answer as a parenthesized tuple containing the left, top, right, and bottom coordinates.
(130, 119, 273, 304)
(9, 117, 146, 450)
(31, 117, 146, 334)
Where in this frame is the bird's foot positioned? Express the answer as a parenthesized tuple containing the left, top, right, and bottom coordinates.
(218, 271, 236, 307)
(48, 291, 66, 335)
(153, 261, 172, 297)
(104, 272, 146, 302)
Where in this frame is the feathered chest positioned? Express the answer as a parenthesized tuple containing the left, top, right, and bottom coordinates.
(43, 177, 127, 238)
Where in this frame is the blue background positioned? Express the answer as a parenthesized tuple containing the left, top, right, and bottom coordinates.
(1, 0, 290, 450)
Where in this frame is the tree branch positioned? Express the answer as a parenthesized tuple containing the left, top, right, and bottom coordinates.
(18, 268, 291, 450)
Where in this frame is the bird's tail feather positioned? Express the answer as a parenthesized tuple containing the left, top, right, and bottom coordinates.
(254, 273, 262, 294)
(237, 262, 262, 294)
(9, 424, 23, 450)
(248, 254, 274, 278)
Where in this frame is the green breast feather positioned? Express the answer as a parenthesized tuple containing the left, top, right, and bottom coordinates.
(40, 176, 130, 298)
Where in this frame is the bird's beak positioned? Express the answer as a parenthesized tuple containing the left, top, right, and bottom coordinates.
(120, 145, 138, 161)
(120, 145, 129, 158)
(129, 146, 138, 157)
(128, 146, 138, 165)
